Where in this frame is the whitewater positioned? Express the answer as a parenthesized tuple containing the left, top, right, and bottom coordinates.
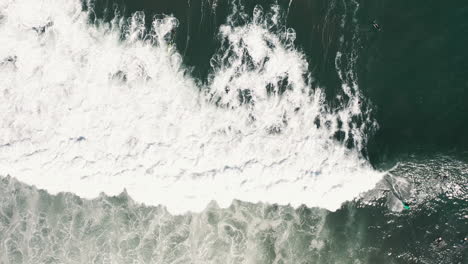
(0, 0, 384, 214)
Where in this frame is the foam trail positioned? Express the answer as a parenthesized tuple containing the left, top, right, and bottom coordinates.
(0, 0, 384, 214)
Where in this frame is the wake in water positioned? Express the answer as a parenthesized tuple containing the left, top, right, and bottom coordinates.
(0, 0, 383, 213)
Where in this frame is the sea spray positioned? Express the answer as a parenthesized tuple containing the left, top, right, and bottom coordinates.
(0, 0, 383, 214)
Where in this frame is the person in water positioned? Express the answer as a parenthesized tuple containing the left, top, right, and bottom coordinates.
(372, 20, 381, 31)
(383, 174, 410, 210)
(402, 202, 410, 210)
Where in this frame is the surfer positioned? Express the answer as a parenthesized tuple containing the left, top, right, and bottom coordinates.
(372, 21, 381, 31)
(402, 202, 410, 210)
(434, 237, 447, 248)
(32, 20, 53, 35)
(1, 55, 17, 69)
(434, 174, 448, 181)
(384, 174, 410, 210)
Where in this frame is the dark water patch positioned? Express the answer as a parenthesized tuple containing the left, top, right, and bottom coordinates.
(358, 0, 468, 160)
(324, 196, 467, 264)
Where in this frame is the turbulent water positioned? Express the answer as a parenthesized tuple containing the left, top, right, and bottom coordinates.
(0, 155, 466, 263)
(0, 0, 467, 263)
(0, 0, 381, 213)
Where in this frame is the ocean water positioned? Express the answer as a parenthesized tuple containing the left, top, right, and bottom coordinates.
(0, 0, 466, 263)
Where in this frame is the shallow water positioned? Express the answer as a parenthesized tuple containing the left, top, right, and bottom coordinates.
(0, 153, 466, 263)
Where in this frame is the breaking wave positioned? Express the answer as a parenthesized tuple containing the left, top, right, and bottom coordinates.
(0, 0, 383, 214)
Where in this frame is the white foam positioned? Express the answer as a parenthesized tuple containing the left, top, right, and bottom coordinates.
(0, 0, 384, 214)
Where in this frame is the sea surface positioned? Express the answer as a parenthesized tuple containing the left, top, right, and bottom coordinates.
(0, 0, 466, 263)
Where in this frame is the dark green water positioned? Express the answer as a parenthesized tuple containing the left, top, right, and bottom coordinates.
(0, 0, 467, 263)
(85, 0, 468, 160)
